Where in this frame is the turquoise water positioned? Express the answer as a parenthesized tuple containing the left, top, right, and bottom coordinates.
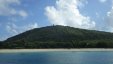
(0, 51, 113, 64)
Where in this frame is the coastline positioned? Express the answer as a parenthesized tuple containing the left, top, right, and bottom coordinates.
(0, 49, 113, 53)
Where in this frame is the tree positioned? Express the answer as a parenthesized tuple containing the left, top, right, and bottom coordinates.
(96, 41, 108, 48)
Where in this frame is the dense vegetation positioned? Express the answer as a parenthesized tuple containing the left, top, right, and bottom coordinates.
(0, 25, 113, 49)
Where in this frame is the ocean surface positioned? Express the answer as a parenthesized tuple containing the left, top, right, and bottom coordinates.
(0, 51, 113, 64)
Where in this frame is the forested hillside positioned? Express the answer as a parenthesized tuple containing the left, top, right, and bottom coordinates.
(0, 25, 113, 49)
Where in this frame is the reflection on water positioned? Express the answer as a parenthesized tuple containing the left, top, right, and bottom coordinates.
(0, 51, 113, 64)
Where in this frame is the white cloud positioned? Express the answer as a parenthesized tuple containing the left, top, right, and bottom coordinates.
(0, 0, 28, 17)
(99, 0, 107, 3)
(106, 0, 113, 32)
(24, 23, 38, 30)
(78, 0, 88, 8)
(6, 23, 18, 34)
(107, 6, 113, 32)
(0, 0, 20, 15)
(45, 0, 95, 29)
(6, 22, 38, 36)
(96, 12, 100, 18)
(18, 10, 28, 18)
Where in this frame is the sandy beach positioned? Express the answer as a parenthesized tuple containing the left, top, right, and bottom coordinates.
(0, 49, 113, 53)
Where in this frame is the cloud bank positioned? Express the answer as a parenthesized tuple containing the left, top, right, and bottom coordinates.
(0, 0, 28, 17)
(106, 1, 113, 32)
(45, 0, 95, 29)
(0, 0, 35, 40)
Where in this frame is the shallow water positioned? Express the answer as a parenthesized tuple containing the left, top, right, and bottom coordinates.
(0, 51, 113, 64)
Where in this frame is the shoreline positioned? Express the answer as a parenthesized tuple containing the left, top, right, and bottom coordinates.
(1, 49, 113, 53)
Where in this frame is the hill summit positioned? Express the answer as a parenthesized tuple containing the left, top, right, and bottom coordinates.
(1, 25, 113, 48)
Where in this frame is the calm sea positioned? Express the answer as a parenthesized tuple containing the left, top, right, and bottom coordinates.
(0, 51, 113, 64)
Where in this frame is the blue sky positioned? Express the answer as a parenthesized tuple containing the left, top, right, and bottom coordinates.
(0, 0, 113, 41)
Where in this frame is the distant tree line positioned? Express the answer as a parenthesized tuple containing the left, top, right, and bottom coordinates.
(0, 39, 113, 49)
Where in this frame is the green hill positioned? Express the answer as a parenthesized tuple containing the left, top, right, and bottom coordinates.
(1, 25, 113, 48)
